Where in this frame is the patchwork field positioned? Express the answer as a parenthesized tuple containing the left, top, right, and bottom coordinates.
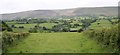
(39, 23, 57, 29)
(3, 17, 119, 53)
(7, 32, 110, 53)
(6, 23, 57, 32)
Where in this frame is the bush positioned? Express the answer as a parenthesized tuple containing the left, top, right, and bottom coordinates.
(19, 26, 24, 29)
(78, 29, 83, 33)
(29, 28, 38, 33)
(2, 32, 30, 53)
(84, 25, 119, 53)
(62, 28, 70, 32)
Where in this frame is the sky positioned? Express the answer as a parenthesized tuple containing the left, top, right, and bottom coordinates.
(0, 0, 119, 14)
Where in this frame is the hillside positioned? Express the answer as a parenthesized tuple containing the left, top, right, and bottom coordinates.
(1, 7, 118, 20)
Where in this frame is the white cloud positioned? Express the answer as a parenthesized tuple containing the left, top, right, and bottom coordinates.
(0, 0, 119, 14)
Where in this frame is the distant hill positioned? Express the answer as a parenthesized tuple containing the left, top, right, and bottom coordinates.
(1, 6, 118, 20)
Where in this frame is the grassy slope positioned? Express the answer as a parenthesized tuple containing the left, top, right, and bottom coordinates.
(8, 32, 109, 53)
(89, 20, 112, 29)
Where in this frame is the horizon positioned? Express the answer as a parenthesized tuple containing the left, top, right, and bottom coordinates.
(1, 6, 118, 14)
(0, 0, 119, 14)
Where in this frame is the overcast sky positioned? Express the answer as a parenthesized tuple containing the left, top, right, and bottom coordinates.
(0, 0, 119, 14)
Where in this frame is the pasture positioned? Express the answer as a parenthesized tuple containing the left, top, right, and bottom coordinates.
(39, 23, 57, 29)
(12, 24, 36, 32)
(7, 32, 110, 53)
(6, 23, 58, 32)
(89, 20, 112, 29)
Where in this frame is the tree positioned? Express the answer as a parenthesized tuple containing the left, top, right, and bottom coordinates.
(62, 27, 70, 32)
(78, 29, 83, 33)
(2, 21, 13, 31)
(19, 26, 24, 29)
(43, 27, 47, 30)
(29, 28, 38, 33)
(11, 25, 17, 28)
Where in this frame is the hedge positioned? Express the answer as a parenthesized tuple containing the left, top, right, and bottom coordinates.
(84, 25, 119, 53)
(2, 32, 30, 53)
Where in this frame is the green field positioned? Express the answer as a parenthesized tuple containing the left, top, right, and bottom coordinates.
(70, 27, 82, 30)
(7, 32, 110, 53)
(6, 23, 57, 32)
(6, 22, 16, 25)
(12, 24, 37, 32)
(89, 20, 112, 29)
(39, 23, 57, 29)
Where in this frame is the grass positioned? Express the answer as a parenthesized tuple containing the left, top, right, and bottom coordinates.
(12, 28, 29, 32)
(15, 24, 37, 28)
(12, 24, 37, 32)
(7, 32, 110, 53)
(111, 19, 118, 22)
(6, 22, 37, 28)
(70, 27, 82, 30)
(89, 20, 112, 29)
(70, 21, 83, 25)
(39, 23, 57, 29)
(6, 22, 57, 32)
(6, 22, 16, 25)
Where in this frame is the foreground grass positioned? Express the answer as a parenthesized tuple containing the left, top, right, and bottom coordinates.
(8, 32, 110, 53)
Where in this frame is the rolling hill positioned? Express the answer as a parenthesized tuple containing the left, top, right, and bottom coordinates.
(1, 6, 118, 20)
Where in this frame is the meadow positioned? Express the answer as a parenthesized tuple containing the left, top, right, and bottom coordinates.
(7, 32, 110, 53)
(39, 23, 57, 29)
(89, 20, 112, 29)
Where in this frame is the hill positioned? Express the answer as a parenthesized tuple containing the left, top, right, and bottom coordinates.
(1, 7, 118, 20)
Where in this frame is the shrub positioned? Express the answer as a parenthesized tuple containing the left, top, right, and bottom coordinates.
(78, 29, 83, 33)
(2, 32, 30, 53)
(84, 25, 119, 53)
(62, 28, 70, 32)
(19, 26, 24, 29)
(29, 28, 38, 33)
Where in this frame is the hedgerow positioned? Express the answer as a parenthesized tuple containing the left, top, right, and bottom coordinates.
(2, 32, 30, 53)
(84, 24, 119, 53)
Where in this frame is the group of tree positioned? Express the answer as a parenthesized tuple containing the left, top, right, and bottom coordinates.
(11, 25, 24, 29)
(28, 25, 51, 33)
(81, 19, 97, 29)
(0, 21, 13, 31)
